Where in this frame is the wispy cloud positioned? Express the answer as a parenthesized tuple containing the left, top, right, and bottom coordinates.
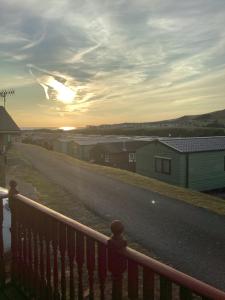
(67, 43, 101, 64)
(1, 0, 225, 126)
(20, 31, 46, 50)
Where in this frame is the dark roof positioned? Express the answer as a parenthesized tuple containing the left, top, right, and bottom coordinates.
(0, 106, 20, 133)
(160, 137, 225, 153)
(93, 141, 149, 153)
(71, 136, 154, 146)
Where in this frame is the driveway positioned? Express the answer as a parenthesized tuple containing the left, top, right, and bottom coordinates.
(14, 143, 225, 290)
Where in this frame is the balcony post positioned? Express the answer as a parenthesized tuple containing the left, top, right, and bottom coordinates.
(0, 186, 8, 287)
(108, 220, 127, 300)
(0, 155, 6, 187)
(8, 180, 19, 284)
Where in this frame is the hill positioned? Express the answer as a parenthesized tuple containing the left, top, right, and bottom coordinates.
(82, 108, 225, 130)
(160, 109, 225, 128)
(73, 108, 225, 137)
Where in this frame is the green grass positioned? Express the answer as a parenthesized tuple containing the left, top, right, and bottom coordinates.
(27, 144, 225, 216)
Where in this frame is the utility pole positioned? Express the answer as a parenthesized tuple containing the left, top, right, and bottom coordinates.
(0, 89, 15, 109)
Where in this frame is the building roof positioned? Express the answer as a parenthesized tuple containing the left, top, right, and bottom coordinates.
(0, 107, 20, 133)
(93, 141, 150, 153)
(160, 136, 225, 153)
(69, 135, 155, 146)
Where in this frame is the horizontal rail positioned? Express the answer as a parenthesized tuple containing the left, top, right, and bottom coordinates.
(16, 194, 107, 244)
(124, 248, 225, 299)
(14, 193, 225, 299)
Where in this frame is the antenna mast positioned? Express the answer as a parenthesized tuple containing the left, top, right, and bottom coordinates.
(0, 89, 15, 108)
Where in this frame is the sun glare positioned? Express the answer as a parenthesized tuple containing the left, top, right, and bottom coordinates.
(59, 126, 76, 131)
(49, 78, 76, 104)
(40, 76, 77, 104)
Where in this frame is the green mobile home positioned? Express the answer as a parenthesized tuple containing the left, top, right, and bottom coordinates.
(136, 137, 225, 191)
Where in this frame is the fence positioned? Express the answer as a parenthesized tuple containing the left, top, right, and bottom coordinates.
(0, 181, 224, 299)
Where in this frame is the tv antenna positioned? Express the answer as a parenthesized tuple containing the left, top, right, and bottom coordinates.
(0, 89, 15, 108)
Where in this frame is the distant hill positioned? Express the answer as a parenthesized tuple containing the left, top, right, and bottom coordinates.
(154, 109, 225, 128)
(74, 108, 225, 137)
(86, 108, 225, 130)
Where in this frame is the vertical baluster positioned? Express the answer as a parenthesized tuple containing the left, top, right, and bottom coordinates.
(128, 260, 138, 300)
(98, 243, 107, 300)
(39, 224, 46, 298)
(45, 216, 52, 299)
(160, 276, 172, 300)
(76, 231, 85, 300)
(26, 206, 35, 297)
(86, 237, 95, 300)
(33, 223, 39, 296)
(21, 222, 26, 288)
(108, 221, 127, 300)
(8, 181, 19, 286)
(17, 222, 23, 287)
(21, 202, 28, 290)
(180, 286, 192, 300)
(67, 226, 75, 300)
(143, 267, 154, 300)
(59, 222, 67, 300)
(18, 202, 24, 287)
(23, 209, 29, 291)
(52, 219, 60, 299)
(11, 210, 18, 285)
(0, 195, 5, 287)
(27, 225, 33, 295)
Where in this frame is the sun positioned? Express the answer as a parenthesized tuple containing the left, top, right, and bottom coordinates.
(49, 78, 76, 104)
(40, 75, 77, 104)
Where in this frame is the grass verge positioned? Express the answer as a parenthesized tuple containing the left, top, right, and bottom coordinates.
(20, 143, 225, 216)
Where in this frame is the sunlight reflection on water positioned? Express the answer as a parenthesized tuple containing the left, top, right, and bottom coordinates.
(59, 126, 76, 131)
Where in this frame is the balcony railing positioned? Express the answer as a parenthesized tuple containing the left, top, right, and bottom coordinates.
(0, 181, 225, 299)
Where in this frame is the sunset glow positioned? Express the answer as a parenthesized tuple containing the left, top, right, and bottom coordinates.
(1, 0, 225, 127)
(59, 126, 76, 131)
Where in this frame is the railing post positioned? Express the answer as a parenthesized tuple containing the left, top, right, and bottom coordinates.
(108, 220, 127, 300)
(8, 180, 19, 285)
(0, 155, 6, 187)
(0, 186, 8, 287)
(98, 243, 107, 300)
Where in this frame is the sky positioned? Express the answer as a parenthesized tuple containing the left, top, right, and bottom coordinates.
(0, 0, 225, 128)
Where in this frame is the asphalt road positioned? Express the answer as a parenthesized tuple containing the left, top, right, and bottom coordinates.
(15, 143, 225, 290)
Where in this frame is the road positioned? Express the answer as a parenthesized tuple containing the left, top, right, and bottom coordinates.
(15, 143, 225, 290)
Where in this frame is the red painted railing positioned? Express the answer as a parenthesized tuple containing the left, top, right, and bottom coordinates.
(1, 181, 225, 299)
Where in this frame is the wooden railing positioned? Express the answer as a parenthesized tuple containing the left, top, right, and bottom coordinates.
(1, 181, 225, 299)
(0, 187, 8, 288)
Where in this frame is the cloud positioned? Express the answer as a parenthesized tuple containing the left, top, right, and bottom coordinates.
(28, 65, 78, 103)
(147, 18, 181, 32)
(20, 31, 46, 50)
(67, 43, 101, 63)
(27, 64, 96, 113)
(1, 0, 225, 125)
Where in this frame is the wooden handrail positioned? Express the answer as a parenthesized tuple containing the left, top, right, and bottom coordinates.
(124, 247, 225, 299)
(14, 193, 225, 299)
(16, 194, 107, 245)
